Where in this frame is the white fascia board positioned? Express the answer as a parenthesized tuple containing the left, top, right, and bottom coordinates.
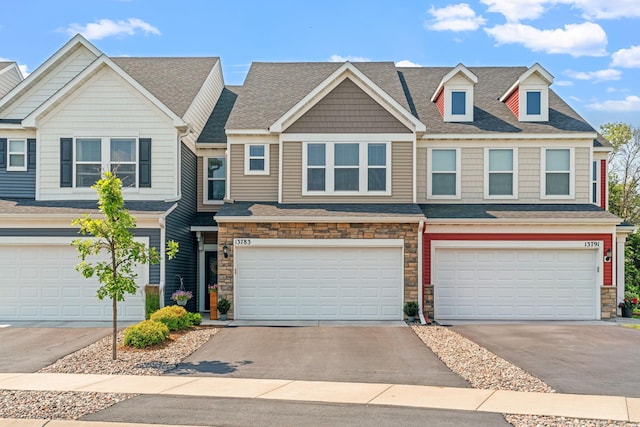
(430, 64, 478, 102)
(499, 63, 553, 102)
(420, 132, 598, 140)
(0, 34, 101, 111)
(225, 129, 271, 136)
(425, 217, 622, 225)
(593, 146, 614, 153)
(0, 63, 23, 80)
(214, 215, 424, 224)
(22, 55, 186, 128)
(190, 225, 219, 231)
(269, 62, 425, 133)
(499, 81, 519, 102)
(0, 123, 25, 130)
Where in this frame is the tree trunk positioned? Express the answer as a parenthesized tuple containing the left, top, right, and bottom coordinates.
(112, 298, 117, 360)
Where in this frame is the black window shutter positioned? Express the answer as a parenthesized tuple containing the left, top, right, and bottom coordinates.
(0, 138, 6, 171)
(27, 139, 36, 170)
(139, 138, 151, 187)
(60, 137, 73, 187)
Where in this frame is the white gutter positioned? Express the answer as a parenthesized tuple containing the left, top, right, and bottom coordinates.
(418, 220, 428, 325)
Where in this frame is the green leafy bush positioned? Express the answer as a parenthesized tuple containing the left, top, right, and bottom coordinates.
(123, 320, 169, 348)
(186, 311, 202, 326)
(150, 305, 188, 331)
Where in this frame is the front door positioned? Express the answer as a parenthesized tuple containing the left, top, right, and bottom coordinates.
(204, 251, 218, 311)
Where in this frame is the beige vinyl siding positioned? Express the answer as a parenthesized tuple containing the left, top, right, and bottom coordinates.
(229, 143, 279, 202)
(284, 78, 411, 134)
(460, 148, 483, 200)
(3, 45, 98, 119)
(182, 60, 224, 150)
(518, 147, 540, 200)
(574, 146, 590, 203)
(0, 67, 22, 98)
(281, 141, 413, 203)
(37, 66, 179, 200)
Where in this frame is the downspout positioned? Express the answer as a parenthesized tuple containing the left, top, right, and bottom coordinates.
(418, 220, 429, 325)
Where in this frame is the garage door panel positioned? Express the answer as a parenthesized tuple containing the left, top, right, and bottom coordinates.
(435, 248, 597, 320)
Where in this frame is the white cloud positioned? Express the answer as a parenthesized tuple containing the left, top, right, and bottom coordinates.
(426, 3, 486, 32)
(555, 80, 574, 86)
(481, 0, 640, 22)
(481, 0, 550, 22)
(484, 22, 607, 57)
(396, 60, 421, 67)
(574, 0, 640, 19)
(611, 45, 640, 68)
(329, 54, 370, 62)
(63, 18, 161, 40)
(0, 57, 29, 78)
(587, 95, 640, 111)
(565, 68, 621, 81)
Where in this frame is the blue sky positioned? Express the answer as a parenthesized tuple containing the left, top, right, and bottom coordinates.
(1, 0, 639, 130)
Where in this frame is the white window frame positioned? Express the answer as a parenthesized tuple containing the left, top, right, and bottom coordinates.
(484, 148, 518, 200)
(427, 147, 461, 200)
(541, 147, 574, 200)
(73, 137, 139, 189)
(444, 86, 473, 122)
(519, 84, 549, 122)
(244, 143, 270, 175)
(591, 160, 599, 205)
(7, 138, 27, 172)
(203, 156, 226, 205)
(302, 141, 391, 196)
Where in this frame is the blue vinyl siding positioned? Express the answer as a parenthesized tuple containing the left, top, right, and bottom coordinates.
(0, 138, 36, 198)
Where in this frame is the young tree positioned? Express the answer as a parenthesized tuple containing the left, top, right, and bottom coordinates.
(72, 172, 178, 360)
(603, 122, 640, 223)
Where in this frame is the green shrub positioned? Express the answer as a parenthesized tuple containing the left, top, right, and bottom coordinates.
(123, 320, 169, 348)
(186, 311, 202, 326)
(145, 286, 160, 320)
(217, 297, 230, 314)
(403, 301, 419, 317)
(150, 305, 188, 331)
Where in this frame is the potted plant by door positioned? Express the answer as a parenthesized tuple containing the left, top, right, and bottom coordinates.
(217, 297, 230, 321)
(619, 294, 638, 318)
(171, 290, 193, 306)
(208, 284, 218, 320)
(404, 301, 419, 323)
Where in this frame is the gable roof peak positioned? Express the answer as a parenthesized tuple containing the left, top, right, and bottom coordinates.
(430, 63, 478, 102)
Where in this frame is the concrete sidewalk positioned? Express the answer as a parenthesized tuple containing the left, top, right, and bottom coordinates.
(1, 372, 639, 425)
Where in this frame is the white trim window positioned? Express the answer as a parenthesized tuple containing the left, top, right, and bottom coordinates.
(303, 141, 391, 195)
(592, 160, 598, 205)
(484, 148, 517, 199)
(541, 148, 574, 199)
(205, 157, 226, 203)
(428, 148, 460, 199)
(444, 86, 473, 122)
(244, 144, 269, 175)
(519, 85, 549, 121)
(7, 139, 27, 171)
(75, 137, 139, 188)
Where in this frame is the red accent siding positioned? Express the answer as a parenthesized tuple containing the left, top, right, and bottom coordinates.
(505, 89, 519, 118)
(423, 233, 613, 289)
(435, 90, 444, 117)
(600, 159, 607, 209)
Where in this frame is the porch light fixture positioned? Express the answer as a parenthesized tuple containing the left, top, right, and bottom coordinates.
(604, 248, 612, 263)
(223, 245, 229, 258)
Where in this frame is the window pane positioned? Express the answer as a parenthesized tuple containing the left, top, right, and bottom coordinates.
(368, 168, 386, 191)
(432, 173, 456, 195)
(335, 168, 359, 191)
(250, 158, 264, 171)
(308, 144, 325, 166)
(592, 183, 597, 203)
(208, 180, 225, 200)
(546, 173, 570, 195)
(546, 149, 570, 171)
(432, 149, 456, 172)
(368, 144, 386, 166)
(111, 138, 136, 162)
(592, 161, 597, 180)
(76, 164, 101, 187)
(249, 145, 264, 157)
(451, 91, 466, 115)
(77, 139, 101, 162)
(307, 168, 325, 191)
(208, 158, 225, 179)
(9, 154, 25, 167)
(527, 91, 541, 115)
(489, 173, 513, 195)
(9, 140, 25, 152)
(489, 149, 513, 171)
(335, 144, 359, 166)
(111, 164, 136, 187)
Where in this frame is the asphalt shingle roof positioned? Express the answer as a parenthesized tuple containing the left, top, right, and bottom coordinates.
(0, 198, 174, 216)
(191, 212, 218, 227)
(216, 202, 425, 219)
(111, 57, 219, 118)
(197, 86, 239, 143)
(420, 203, 620, 221)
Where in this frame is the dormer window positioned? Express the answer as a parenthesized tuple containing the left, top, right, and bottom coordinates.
(451, 91, 466, 115)
(431, 64, 478, 123)
(526, 91, 541, 115)
(501, 63, 553, 122)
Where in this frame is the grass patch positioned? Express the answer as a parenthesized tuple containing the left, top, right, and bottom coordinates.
(622, 324, 640, 330)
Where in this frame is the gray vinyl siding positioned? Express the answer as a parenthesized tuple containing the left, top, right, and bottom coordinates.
(281, 141, 413, 203)
(0, 228, 161, 284)
(0, 139, 36, 198)
(229, 144, 279, 202)
(284, 78, 411, 134)
(164, 143, 197, 311)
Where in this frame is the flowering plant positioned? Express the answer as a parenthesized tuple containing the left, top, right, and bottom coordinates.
(619, 298, 638, 309)
(171, 290, 193, 302)
(208, 284, 218, 293)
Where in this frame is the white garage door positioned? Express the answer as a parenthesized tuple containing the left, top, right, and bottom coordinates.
(0, 241, 146, 321)
(235, 245, 403, 320)
(434, 248, 598, 320)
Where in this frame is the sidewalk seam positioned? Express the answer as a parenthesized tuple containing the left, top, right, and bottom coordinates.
(474, 389, 497, 411)
(254, 379, 295, 398)
(152, 376, 201, 395)
(365, 383, 394, 404)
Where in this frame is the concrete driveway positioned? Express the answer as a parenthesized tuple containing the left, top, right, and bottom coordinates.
(452, 324, 640, 397)
(169, 326, 470, 388)
(0, 324, 110, 372)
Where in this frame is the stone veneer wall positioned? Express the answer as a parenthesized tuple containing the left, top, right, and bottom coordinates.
(217, 222, 419, 319)
(601, 286, 617, 319)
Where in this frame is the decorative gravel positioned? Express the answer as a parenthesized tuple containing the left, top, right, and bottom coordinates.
(412, 325, 640, 427)
(0, 326, 220, 420)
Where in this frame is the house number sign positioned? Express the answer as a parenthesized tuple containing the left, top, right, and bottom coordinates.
(234, 238, 252, 246)
(584, 241, 601, 247)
